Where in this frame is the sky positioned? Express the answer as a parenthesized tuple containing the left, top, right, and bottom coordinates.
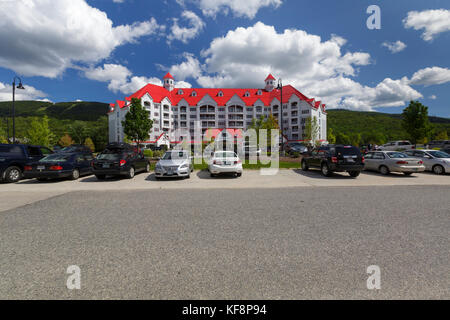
(0, 0, 449, 117)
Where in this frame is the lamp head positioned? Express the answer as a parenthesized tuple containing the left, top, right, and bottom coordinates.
(17, 82, 25, 90)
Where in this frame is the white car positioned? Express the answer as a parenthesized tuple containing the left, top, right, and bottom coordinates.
(208, 151, 243, 177)
(404, 149, 450, 174)
(154, 150, 193, 179)
(380, 141, 415, 151)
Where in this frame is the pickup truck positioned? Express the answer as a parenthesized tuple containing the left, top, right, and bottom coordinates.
(379, 141, 415, 151)
(0, 144, 53, 183)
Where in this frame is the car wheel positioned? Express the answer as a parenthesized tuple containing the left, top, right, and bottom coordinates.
(404, 172, 413, 176)
(432, 165, 445, 175)
(301, 160, 309, 171)
(145, 163, 151, 173)
(126, 166, 135, 179)
(4, 166, 22, 183)
(237, 172, 242, 177)
(95, 174, 106, 180)
(70, 169, 80, 180)
(379, 165, 390, 175)
(210, 173, 216, 178)
(348, 171, 360, 178)
(321, 163, 332, 177)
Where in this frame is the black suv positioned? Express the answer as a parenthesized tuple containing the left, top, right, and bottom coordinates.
(301, 144, 365, 177)
(59, 144, 93, 154)
(0, 144, 54, 183)
(92, 143, 150, 179)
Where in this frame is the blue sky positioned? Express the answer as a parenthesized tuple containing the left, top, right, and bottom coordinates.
(0, 0, 449, 117)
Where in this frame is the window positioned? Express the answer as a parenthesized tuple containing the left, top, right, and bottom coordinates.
(218, 91, 224, 97)
(178, 89, 184, 95)
(257, 90, 262, 95)
(144, 101, 151, 107)
(373, 152, 385, 160)
(218, 107, 225, 112)
(244, 91, 250, 97)
(246, 115, 253, 119)
(40, 147, 53, 155)
(191, 91, 197, 97)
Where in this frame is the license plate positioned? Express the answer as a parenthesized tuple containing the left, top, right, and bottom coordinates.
(102, 164, 110, 168)
(412, 168, 418, 171)
(346, 159, 354, 163)
(37, 166, 45, 170)
(224, 162, 230, 165)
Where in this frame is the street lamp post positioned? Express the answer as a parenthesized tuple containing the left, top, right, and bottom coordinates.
(277, 79, 283, 153)
(12, 76, 25, 144)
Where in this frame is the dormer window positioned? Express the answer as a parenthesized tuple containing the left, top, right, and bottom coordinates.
(218, 91, 224, 97)
(257, 89, 262, 95)
(144, 101, 151, 107)
(191, 91, 197, 97)
(244, 91, 250, 97)
(178, 89, 184, 95)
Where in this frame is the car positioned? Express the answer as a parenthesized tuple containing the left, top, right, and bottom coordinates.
(92, 143, 150, 179)
(284, 142, 308, 155)
(208, 151, 243, 178)
(427, 140, 450, 150)
(441, 147, 450, 155)
(58, 144, 93, 154)
(301, 144, 364, 177)
(23, 152, 94, 181)
(154, 150, 193, 179)
(379, 140, 415, 151)
(364, 151, 425, 175)
(0, 144, 53, 183)
(404, 149, 450, 175)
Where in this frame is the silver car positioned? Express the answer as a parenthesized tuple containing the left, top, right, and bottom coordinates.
(154, 150, 193, 179)
(404, 149, 450, 175)
(364, 151, 425, 175)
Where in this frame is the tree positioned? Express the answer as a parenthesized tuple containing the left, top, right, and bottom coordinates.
(335, 132, 351, 145)
(122, 98, 153, 147)
(304, 116, 320, 146)
(250, 114, 279, 146)
(327, 127, 336, 144)
(69, 121, 88, 144)
(84, 137, 95, 152)
(349, 133, 361, 147)
(434, 130, 449, 140)
(59, 134, 74, 147)
(402, 101, 432, 145)
(26, 116, 55, 147)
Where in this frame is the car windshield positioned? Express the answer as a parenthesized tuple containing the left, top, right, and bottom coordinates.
(387, 152, 408, 159)
(60, 146, 81, 153)
(162, 151, 189, 160)
(214, 151, 236, 158)
(398, 141, 411, 146)
(39, 154, 72, 162)
(428, 151, 450, 158)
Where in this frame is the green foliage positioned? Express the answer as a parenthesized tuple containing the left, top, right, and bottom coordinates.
(68, 121, 88, 144)
(305, 116, 320, 146)
(26, 116, 55, 147)
(0, 101, 109, 121)
(327, 109, 450, 146)
(434, 130, 448, 140)
(250, 114, 279, 146)
(143, 149, 154, 158)
(84, 137, 95, 152)
(59, 134, 74, 147)
(327, 127, 336, 144)
(401, 101, 433, 145)
(122, 98, 152, 145)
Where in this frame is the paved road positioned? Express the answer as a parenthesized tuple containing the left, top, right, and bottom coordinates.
(0, 186, 449, 299)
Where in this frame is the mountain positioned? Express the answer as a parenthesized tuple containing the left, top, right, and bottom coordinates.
(0, 101, 109, 121)
(327, 109, 450, 142)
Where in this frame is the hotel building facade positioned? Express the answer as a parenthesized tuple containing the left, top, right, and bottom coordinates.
(108, 73, 327, 146)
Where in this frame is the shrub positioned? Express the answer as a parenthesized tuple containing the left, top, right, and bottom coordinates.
(143, 149, 153, 158)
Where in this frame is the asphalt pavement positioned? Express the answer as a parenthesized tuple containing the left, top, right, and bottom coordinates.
(0, 186, 448, 299)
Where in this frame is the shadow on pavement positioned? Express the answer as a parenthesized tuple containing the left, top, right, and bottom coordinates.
(196, 170, 241, 180)
(145, 173, 186, 182)
(292, 169, 356, 179)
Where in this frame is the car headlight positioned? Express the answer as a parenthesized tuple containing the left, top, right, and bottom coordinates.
(155, 163, 162, 169)
(180, 163, 189, 169)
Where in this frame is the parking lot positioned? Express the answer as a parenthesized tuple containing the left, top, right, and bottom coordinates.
(1, 169, 449, 212)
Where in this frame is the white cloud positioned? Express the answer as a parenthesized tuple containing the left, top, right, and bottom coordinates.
(169, 53, 203, 80)
(84, 64, 191, 94)
(0, 82, 48, 102)
(167, 10, 205, 44)
(382, 40, 407, 53)
(193, 0, 282, 19)
(164, 22, 425, 111)
(0, 0, 164, 78)
(429, 95, 437, 100)
(403, 9, 450, 41)
(113, 0, 124, 3)
(409, 67, 450, 86)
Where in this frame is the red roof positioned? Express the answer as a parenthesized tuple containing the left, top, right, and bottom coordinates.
(163, 72, 174, 79)
(265, 74, 276, 81)
(113, 81, 328, 112)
